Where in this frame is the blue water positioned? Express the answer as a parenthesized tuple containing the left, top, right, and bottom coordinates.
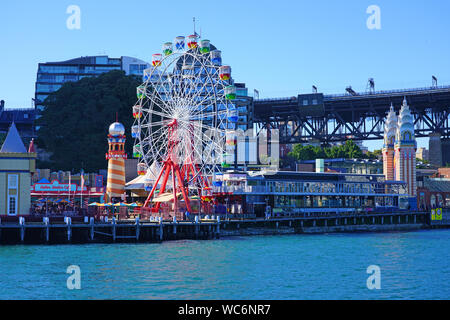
(0, 230, 449, 300)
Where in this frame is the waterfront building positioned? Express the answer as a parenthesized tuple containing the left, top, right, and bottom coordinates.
(0, 123, 36, 216)
(35, 56, 150, 117)
(30, 178, 105, 206)
(417, 178, 450, 210)
(212, 170, 409, 217)
(394, 99, 417, 199)
(105, 122, 127, 202)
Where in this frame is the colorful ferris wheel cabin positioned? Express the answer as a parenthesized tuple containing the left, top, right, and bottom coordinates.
(133, 105, 142, 119)
(199, 39, 211, 54)
(187, 34, 198, 49)
(137, 86, 145, 99)
(210, 50, 222, 65)
(227, 106, 239, 123)
(137, 163, 147, 176)
(219, 66, 231, 80)
(225, 85, 237, 100)
(133, 145, 142, 158)
(163, 42, 173, 56)
(152, 54, 162, 67)
(131, 125, 140, 138)
(175, 36, 185, 50)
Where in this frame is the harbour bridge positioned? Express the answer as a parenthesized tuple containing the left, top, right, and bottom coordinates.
(253, 85, 450, 145)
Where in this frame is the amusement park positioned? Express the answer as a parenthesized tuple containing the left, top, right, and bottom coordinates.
(1, 29, 450, 237)
(2, 1, 450, 303)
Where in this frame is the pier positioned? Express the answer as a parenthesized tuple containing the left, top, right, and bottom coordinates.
(0, 211, 438, 245)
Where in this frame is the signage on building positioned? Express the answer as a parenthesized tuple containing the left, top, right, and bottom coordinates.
(31, 180, 104, 195)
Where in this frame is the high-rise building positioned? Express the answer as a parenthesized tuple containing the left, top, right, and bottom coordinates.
(35, 55, 150, 117)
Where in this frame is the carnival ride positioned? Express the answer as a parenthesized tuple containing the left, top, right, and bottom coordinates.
(131, 34, 239, 215)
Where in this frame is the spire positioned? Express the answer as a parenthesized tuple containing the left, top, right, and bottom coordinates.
(28, 138, 36, 153)
(0, 122, 27, 153)
(403, 96, 408, 106)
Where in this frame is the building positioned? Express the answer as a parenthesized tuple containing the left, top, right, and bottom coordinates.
(297, 158, 383, 175)
(394, 99, 417, 199)
(416, 147, 429, 162)
(212, 170, 409, 217)
(0, 100, 36, 139)
(383, 99, 417, 209)
(0, 123, 36, 216)
(35, 55, 150, 117)
(417, 178, 450, 210)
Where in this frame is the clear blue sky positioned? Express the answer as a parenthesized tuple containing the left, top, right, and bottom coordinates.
(1, 0, 449, 150)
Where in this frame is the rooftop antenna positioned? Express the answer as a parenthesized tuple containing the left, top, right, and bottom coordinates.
(312, 85, 317, 93)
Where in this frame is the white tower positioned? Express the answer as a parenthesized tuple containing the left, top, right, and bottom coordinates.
(394, 98, 417, 197)
(383, 104, 397, 181)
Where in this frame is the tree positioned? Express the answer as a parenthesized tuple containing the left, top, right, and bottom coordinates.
(36, 70, 141, 172)
(287, 140, 365, 162)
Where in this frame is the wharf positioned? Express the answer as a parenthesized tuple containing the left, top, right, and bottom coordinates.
(0, 211, 437, 245)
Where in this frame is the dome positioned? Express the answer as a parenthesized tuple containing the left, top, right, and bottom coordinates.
(109, 122, 125, 136)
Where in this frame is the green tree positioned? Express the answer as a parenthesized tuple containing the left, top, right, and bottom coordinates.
(36, 70, 141, 172)
(288, 140, 365, 162)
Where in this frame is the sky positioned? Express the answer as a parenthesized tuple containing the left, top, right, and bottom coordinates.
(1, 0, 449, 150)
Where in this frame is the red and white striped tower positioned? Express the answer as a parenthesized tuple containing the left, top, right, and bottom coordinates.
(394, 98, 417, 197)
(105, 122, 127, 202)
(383, 104, 397, 181)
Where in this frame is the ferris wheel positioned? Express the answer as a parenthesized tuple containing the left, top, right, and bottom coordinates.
(131, 34, 238, 210)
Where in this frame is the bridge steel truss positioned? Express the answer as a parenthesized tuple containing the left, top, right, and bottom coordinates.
(253, 86, 450, 144)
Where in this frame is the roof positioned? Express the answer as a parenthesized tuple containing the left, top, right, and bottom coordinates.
(424, 179, 450, 192)
(0, 123, 27, 153)
(0, 108, 35, 124)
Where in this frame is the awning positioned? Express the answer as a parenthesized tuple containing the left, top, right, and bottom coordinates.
(152, 192, 182, 203)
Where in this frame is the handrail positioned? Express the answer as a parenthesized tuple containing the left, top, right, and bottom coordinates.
(254, 85, 450, 102)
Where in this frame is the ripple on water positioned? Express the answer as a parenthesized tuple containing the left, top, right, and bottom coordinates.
(0, 230, 449, 299)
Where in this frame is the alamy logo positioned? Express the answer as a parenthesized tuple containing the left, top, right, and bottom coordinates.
(366, 5, 381, 30)
(66, 5, 81, 30)
(366, 265, 381, 290)
(66, 265, 81, 290)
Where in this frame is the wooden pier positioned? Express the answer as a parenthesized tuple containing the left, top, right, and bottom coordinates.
(0, 212, 435, 245)
(0, 216, 220, 245)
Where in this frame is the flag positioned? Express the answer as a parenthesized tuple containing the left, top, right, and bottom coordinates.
(68, 174, 71, 201)
(81, 174, 85, 191)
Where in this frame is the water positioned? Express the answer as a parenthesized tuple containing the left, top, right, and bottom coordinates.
(0, 230, 449, 300)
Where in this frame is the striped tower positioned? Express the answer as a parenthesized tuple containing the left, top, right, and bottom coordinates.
(382, 104, 397, 181)
(105, 122, 127, 202)
(394, 98, 417, 198)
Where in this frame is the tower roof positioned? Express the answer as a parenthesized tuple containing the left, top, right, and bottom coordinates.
(109, 122, 125, 136)
(0, 122, 27, 153)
